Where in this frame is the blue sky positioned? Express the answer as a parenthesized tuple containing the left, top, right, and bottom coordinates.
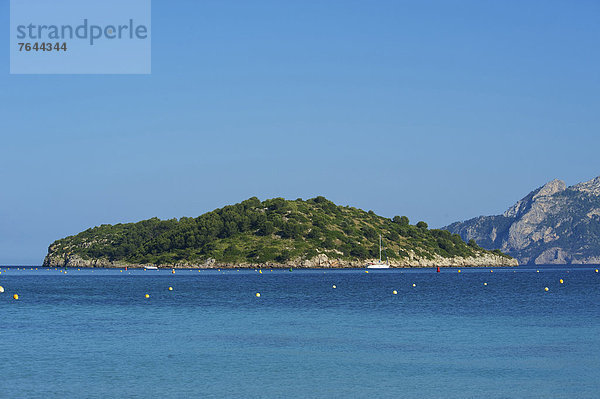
(1, 0, 599, 264)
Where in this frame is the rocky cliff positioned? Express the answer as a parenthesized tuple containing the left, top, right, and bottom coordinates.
(444, 176, 600, 264)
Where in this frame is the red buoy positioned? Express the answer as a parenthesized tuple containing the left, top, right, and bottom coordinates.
(436, 266, 440, 273)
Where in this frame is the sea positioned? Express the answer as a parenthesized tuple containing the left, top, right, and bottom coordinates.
(1, 265, 599, 398)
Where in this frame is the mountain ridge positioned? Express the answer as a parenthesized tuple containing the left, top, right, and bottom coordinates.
(444, 176, 600, 264)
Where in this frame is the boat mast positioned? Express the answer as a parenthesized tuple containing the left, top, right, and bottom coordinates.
(379, 234, 382, 263)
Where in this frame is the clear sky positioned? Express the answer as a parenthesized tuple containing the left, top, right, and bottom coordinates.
(1, 0, 599, 264)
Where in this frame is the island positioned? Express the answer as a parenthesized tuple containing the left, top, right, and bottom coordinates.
(43, 196, 518, 268)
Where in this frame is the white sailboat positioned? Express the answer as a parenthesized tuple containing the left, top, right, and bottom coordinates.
(366, 234, 390, 269)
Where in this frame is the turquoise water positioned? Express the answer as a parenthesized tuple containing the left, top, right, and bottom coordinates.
(1, 266, 599, 398)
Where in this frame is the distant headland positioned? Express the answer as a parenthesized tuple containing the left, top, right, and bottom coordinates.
(44, 196, 517, 268)
(444, 176, 600, 265)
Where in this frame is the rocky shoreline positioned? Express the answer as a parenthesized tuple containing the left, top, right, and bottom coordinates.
(43, 252, 518, 269)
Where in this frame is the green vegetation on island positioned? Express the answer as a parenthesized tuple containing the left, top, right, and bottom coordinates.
(45, 196, 512, 267)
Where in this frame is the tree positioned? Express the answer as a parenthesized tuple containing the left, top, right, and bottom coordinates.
(223, 244, 241, 261)
(257, 221, 274, 236)
(280, 221, 304, 239)
(276, 249, 292, 263)
(387, 231, 400, 242)
(350, 245, 368, 258)
(416, 221, 428, 229)
(393, 216, 410, 226)
(361, 225, 377, 240)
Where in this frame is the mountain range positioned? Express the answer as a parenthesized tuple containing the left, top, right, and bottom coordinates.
(444, 176, 600, 264)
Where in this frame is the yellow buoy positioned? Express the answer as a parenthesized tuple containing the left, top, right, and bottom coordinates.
(544, 287, 549, 292)
(13, 294, 18, 300)
(332, 285, 337, 289)
(255, 293, 261, 297)
(0, 286, 4, 293)
(172, 270, 175, 274)
(145, 294, 150, 298)
(536, 270, 540, 273)
(259, 270, 262, 274)
(392, 290, 397, 295)
(458, 269, 461, 273)
(365, 271, 369, 273)
(596, 269, 598, 273)
(490, 270, 494, 273)
(559, 279, 563, 284)
(483, 282, 488, 286)
(412, 283, 416, 287)
(168, 287, 173, 291)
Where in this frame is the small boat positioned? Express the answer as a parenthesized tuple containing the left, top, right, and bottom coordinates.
(366, 234, 390, 269)
(144, 265, 159, 270)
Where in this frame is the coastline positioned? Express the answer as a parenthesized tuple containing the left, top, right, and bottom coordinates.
(43, 252, 518, 269)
